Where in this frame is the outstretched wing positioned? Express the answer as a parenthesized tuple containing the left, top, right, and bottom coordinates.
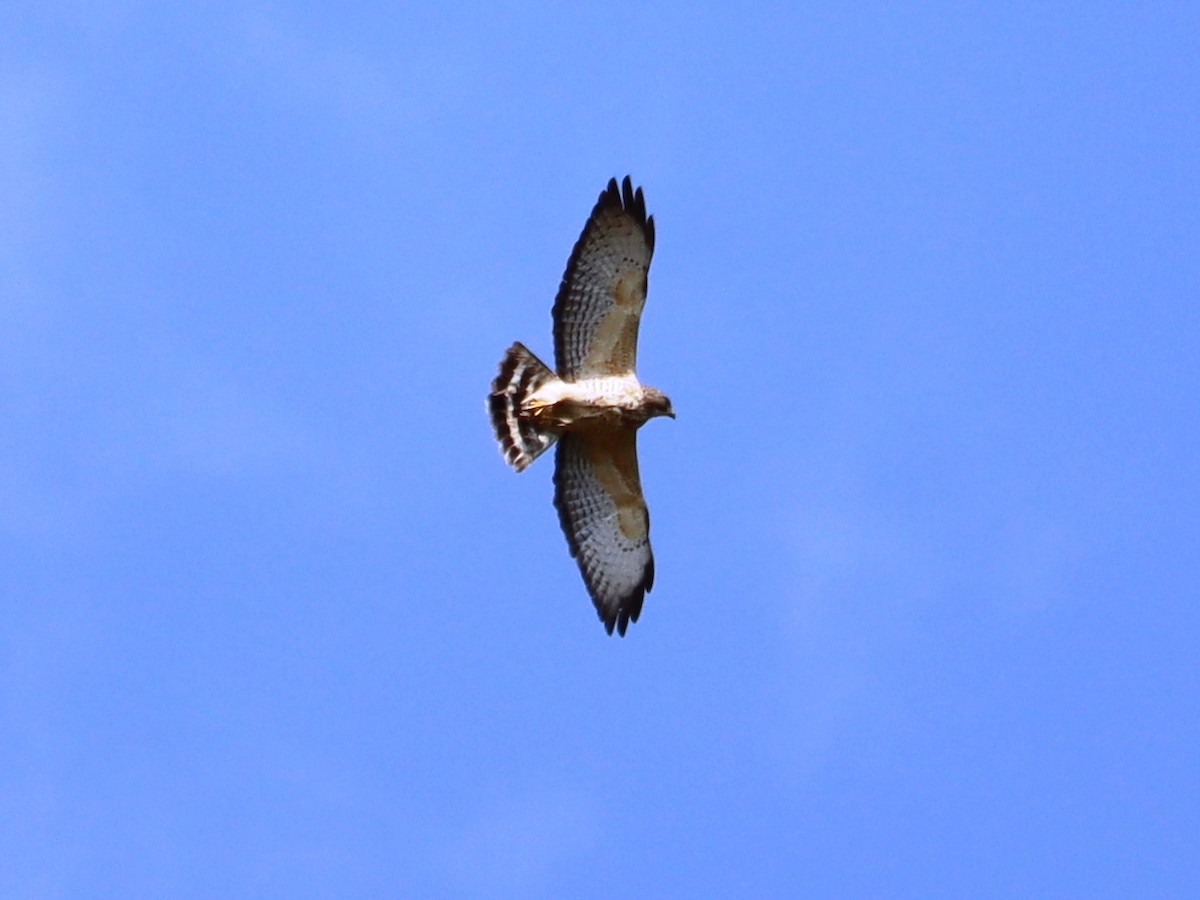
(553, 430, 655, 636)
(552, 176, 655, 379)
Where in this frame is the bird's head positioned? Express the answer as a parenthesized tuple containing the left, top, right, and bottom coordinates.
(644, 386, 676, 420)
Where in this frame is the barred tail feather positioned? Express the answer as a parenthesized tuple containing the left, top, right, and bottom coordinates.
(489, 342, 560, 472)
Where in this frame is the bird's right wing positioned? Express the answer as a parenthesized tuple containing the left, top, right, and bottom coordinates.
(552, 177, 655, 379)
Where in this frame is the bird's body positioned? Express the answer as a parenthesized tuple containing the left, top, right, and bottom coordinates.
(524, 375, 666, 429)
(488, 177, 673, 635)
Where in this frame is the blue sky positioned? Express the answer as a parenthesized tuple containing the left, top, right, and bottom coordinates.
(3, 2, 1198, 897)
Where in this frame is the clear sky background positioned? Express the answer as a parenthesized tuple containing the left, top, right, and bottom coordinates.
(3, 3, 1198, 897)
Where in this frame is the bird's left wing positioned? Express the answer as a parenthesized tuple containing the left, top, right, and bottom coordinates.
(553, 429, 655, 635)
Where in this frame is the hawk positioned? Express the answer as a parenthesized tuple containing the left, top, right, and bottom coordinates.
(489, 176, 674, 636)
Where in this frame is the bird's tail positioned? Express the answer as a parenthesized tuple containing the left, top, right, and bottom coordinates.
(489, 342, 560, 472)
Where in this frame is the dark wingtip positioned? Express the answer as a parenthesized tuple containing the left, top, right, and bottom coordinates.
(600, 605, 631, 637)
(596, 578, 649, 637)
(611, 175, 653, 254)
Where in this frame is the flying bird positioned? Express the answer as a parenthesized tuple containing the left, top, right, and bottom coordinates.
(489, 176, 674, 635)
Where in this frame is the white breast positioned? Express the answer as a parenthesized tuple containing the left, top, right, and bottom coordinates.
(566, 375, 644, 404)
(526, 374, 644, 411)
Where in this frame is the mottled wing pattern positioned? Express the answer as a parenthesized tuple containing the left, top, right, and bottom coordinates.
(552, 176, 655, 379)
(553, 430, 654, 636)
